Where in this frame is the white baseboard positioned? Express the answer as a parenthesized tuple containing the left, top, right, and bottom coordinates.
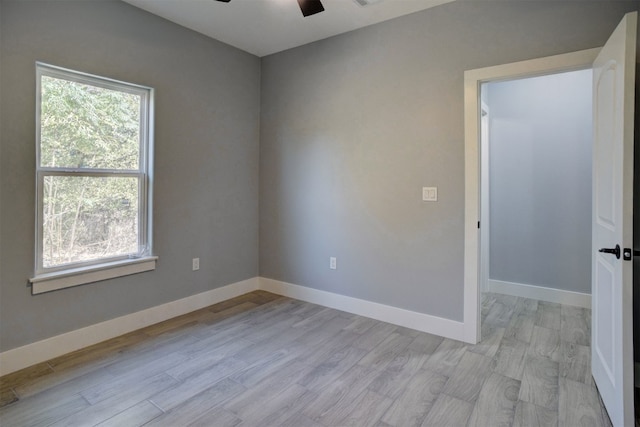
(0, 277, 259, 376)
(258, 277, 466, 342)
(488, 279, 591, 308)
(1, 275, 470, 376)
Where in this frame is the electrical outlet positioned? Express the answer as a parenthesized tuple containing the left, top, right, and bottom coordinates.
(329, 257, 337, 270)
(192, 258, 200, 271)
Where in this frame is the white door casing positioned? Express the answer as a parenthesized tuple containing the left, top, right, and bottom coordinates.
(463, 47, 600, 344)
(591, 11, 636, 427)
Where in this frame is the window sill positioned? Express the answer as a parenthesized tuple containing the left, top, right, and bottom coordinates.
(29, 256, 158, 295)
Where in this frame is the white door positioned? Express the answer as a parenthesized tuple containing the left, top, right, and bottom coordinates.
(591, 11, 636, 427)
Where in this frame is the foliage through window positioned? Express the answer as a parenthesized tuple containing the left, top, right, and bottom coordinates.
(36, 63, 153, 274)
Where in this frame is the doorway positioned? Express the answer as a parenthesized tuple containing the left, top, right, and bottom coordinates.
(463, 12, 638, 422)
(462, 48, 601, 344)
(479, 69, 593, 310)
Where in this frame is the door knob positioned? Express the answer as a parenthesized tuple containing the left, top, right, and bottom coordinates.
(599, 244, 620, 259)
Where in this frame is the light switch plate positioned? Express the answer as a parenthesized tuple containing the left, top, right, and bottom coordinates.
(422, 187, 437, 201)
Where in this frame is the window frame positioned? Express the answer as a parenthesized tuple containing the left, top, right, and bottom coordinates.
(31, 63, 156, 293)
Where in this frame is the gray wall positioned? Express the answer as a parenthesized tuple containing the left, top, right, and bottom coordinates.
(1, 0, 639, 354)
(0, 0, 261, 352)
(259, 1, 639, 321)
(486, 70, 593, 293)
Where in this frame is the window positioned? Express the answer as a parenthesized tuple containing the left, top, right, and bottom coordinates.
(30, 63, 156, 294)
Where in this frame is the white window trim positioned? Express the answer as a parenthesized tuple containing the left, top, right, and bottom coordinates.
(30, 256, 158, 294)
(30, 63, 155, 293)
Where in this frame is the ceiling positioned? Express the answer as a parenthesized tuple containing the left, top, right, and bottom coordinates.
(122, 0, 455, 57)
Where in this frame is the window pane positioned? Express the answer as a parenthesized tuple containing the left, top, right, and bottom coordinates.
(42, 176, 139, 268)
(40, 76, 141, 170)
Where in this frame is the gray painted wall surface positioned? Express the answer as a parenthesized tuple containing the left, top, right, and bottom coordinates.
(0, 1, 260, 351)
(1, 0, 639, 354)
(259, 1, 639, 321)
(487, 70, 593, 294)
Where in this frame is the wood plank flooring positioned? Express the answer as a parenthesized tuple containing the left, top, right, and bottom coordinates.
(0, 291, 615, 426)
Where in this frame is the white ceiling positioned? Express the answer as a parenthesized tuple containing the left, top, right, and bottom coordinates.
(122, 0, 454, 57)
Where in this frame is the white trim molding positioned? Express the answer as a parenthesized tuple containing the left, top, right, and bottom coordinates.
(0, 277, 259, 376)
(258, 277, 466, 342)
(488, 279, 591, 308)
(2, 276, 470, 376)
(30, 256, 158, 295)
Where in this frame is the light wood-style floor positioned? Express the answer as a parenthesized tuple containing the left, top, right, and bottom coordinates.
(0, 290, 614, 426)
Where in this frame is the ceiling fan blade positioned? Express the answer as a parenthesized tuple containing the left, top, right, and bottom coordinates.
(297, 0, 324, 17)
(215, 0, 324, 17)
